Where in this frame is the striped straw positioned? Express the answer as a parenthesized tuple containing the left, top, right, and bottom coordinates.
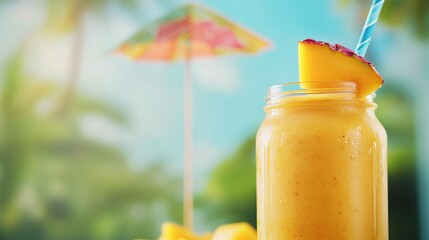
(355, 0, 385, 57)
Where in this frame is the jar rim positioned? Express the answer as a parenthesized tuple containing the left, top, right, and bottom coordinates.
(266, 81, 363, 102)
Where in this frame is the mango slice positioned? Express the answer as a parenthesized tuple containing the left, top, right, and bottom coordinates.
(212, 222, 257, 240)
(298, 39, 384, 98)
(159, 222, 211, 240)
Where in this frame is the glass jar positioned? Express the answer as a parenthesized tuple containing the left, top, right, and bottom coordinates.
(256, 81, 388, 239)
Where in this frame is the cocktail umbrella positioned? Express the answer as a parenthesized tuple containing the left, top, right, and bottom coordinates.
(116, 3, 270, 229)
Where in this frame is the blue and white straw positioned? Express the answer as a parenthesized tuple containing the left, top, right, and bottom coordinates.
(355, 0, 385, 57)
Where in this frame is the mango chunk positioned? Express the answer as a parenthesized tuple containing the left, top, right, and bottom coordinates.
(212, 222, 257, 240)
(159, 222, 211, 240)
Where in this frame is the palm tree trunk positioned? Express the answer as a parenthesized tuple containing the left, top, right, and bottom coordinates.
(0, 46, 28, 236)
(58, 8, 84, 116)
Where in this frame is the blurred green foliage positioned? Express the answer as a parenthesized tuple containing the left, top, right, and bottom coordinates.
(44, 0, 141, 33)
(377, 85, 416, 175)
(199, 137, 256, 228)
(377, 85, 420, 240)
(0, 49, 182, 240)
(340, 0, 429, 39)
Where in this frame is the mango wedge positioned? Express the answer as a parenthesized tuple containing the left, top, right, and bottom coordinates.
(298, 39, 383, 99)
(212, 222, 257, 240)
(159, 222, 211, 240)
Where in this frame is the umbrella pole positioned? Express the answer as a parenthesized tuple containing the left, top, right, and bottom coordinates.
(183, 57, 193, 230)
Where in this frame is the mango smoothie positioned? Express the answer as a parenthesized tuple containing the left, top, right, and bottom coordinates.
(256, 86, 388, 239)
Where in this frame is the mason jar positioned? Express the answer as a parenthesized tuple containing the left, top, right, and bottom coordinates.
(256, 81, 388, 239)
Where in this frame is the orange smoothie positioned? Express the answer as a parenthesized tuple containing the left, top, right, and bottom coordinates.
(256, 85, 388, 239)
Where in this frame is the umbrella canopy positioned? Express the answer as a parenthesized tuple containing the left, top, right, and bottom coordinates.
(116, 3, 270, 61)
(116, 3, 271, 230)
